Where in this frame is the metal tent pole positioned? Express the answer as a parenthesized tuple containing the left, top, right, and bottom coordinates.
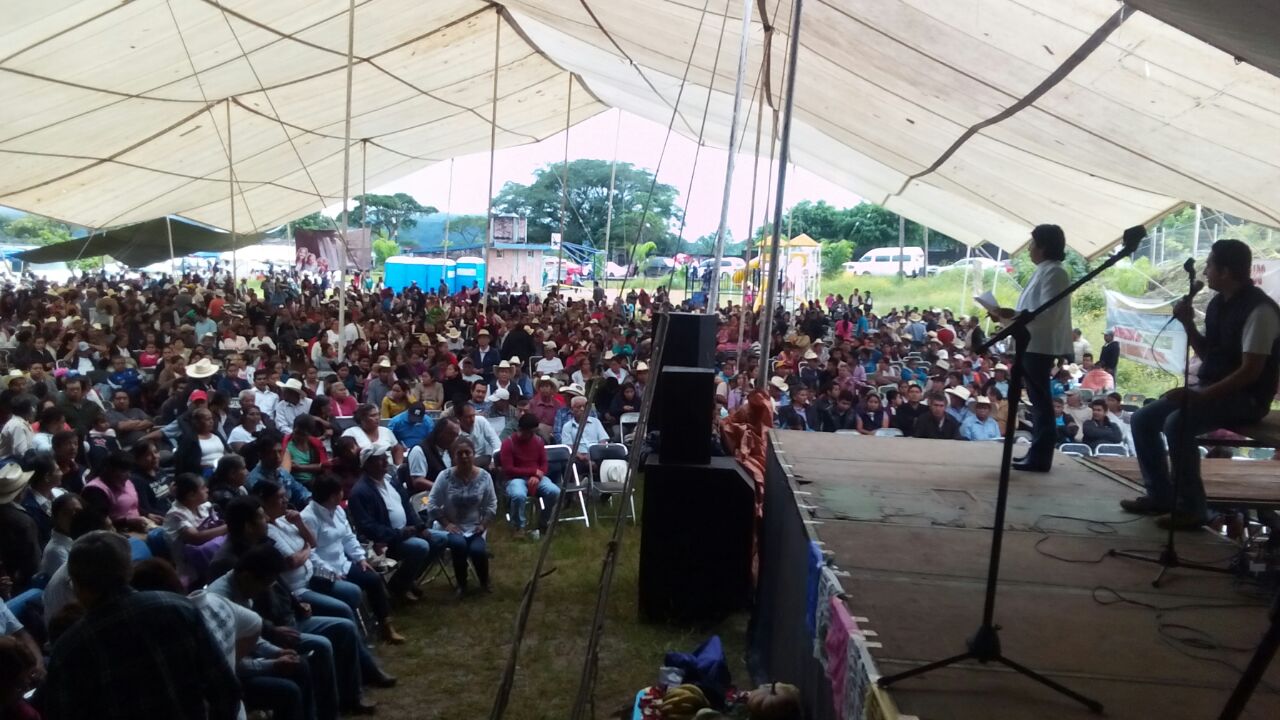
(602, 109, 620, 280)
(707, 0, 754, 314)
(735, 72, 766, 371)
(756, 0, 805, 389)
(555, 74, 572, 288)
(443, 158, 454, 255)
(227, 100, 237, 290)
(897, 214, 905, 278)
(481, 7, 501, 314)
(336, 0, 357, 360)
(165, 216, 177, 277)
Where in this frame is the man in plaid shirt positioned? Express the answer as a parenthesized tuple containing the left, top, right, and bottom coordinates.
(42, 531, 241, 720)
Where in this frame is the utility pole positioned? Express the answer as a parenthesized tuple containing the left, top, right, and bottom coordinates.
(897, 215, 905, 277)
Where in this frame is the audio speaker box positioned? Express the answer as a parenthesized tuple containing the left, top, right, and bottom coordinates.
(657, 366, 715, 465)
(662, 312, 717, 369)
(639, 455, 755, 623)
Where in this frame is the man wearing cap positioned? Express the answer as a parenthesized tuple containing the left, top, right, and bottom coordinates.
(960, 397, 1002, 441)
(348, 443, 444, 602)
(471, 329, 500, 379)
(1098, 329, 1120, 375)
(485, 389, 520, 442)
(499, 413, 559, 540)
(387, 402, 434, 450)
(535, 341, 564, 376)
(528, 378, 561, 440)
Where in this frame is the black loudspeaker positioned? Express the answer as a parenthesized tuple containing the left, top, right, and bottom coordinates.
(662, 312, 717, 369)
(657, 366, 715, 465)
(640, 455, 755, 623)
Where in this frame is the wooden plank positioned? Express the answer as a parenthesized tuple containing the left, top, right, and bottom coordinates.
(1199, 413, 1280, 447)
(1091, 456, 1280, 507)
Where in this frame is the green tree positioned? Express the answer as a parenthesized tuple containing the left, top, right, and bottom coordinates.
(290, 212, 336, 231)
(820, 239, 854, 278)
(2, 215, 73, 245)
(349, 193, 436, 241)
(372, 234, 399, 268)
(444, 215, 487, 248)
(762, 201, 964, 260)
(493, 160, 683, 257)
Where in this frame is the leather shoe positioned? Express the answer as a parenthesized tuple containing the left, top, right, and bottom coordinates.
(1012, 459, 1051, 473)
(367, 668, 397, 689)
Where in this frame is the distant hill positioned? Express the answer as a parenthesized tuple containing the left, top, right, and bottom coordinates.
(397, 212, 487, 252)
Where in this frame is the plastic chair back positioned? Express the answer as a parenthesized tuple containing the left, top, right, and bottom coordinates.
(1093, 443, 1129, 457)
(1059, 443, 1093, 457)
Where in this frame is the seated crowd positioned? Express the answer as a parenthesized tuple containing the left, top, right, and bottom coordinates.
(0, 269, 1135, 718)
(0, 273, 669, 719)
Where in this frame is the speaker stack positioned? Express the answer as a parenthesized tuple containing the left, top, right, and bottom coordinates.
(639, 312, 755, 623)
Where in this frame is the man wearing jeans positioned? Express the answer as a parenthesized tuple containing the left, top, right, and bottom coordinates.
(1121, 240, 1280, 530)
(499, 413, 560, 540)
(347, 443, 446, 601)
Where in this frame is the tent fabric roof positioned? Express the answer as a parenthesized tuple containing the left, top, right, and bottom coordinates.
(1, 1, 1277, 259)
(13, 217, 266, 268)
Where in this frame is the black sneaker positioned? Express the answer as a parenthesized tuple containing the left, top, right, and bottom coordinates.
(1119, 496, 1170, 515)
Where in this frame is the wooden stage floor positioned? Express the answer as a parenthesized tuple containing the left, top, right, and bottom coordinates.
(771, 431, 1280, 720)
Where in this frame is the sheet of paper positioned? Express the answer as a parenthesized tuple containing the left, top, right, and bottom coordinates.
(973, 290, 1000, 313)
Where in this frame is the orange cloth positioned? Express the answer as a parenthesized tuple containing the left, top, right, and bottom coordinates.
(719, 389, 774, 584)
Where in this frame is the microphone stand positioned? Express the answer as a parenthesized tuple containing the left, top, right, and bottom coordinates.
(1108, 261, 1236, 585)
(1218, 589, 1280, 719)
(877, 226, 1147, 714)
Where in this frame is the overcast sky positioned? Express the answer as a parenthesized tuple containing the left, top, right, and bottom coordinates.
(364, 108, 862, 243)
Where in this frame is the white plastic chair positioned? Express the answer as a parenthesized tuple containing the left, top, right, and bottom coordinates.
(873, 428, 904, 438)
(1059, 443, 1093, 457)
(1094, 443, 1129, 457)
(834, 429, 861, 435)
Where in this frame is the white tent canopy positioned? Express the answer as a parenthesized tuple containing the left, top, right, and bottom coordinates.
(2, 0, 1278, 258)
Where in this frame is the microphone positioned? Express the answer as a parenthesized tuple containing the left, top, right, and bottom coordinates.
(1183, 258, 1204, 300)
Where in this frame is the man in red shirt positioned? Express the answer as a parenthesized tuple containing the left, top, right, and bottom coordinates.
(499, 413, 559, 540)
(527, 377, 561, 440)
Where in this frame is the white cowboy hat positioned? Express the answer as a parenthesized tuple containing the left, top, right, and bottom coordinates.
(447, 329, 461, 340)
(543, 340, 557, 349)
(803, 350, 818, 360)
(769, 376, 789, 393)
(994, 363, 1010, 372)
(185, 358, 220, 378)
(491, 388, 511, 402)
(0, 463, 34, 504)
(603, 350, 615, 360)
(277, 377, 305, 393)
(935, 359, 951, 371)
(509, 356, 521, 366)
(376, 357, 393, 369)
(945, 386, 971, 402)
(496, 360, 512, 370)
(559, 383, 585, 397)
(936, 349, 950, 360)
(973, 396, 993, 406)
(634, 362, 649, 372)
(477, 328, 491, 336)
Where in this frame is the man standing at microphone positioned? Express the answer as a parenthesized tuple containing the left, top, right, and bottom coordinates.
(1120, 240, 1280, 530)
(989, 225, 1073, 472)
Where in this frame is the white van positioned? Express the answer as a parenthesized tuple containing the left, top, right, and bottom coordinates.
(843, 246, 926, 277)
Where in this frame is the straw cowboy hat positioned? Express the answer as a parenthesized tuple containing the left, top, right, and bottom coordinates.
(277, 378, 305, 394)
(634, 362, 649, 372)
(0, 463, 34, 504)
(769, 376, 789, 393)
(945, 386, 971, 402)
(376, 357, 393, 369)
(559, 383, 586, 397)
(185, 358, 220, 378)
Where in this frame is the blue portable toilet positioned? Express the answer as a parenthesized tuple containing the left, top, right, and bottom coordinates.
(384, 256, 430, 292)
(454, 255, 485, 293)
(420, 258, 456, 293)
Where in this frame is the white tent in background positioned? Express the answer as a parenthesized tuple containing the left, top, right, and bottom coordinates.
(1, 1, 1278, 258)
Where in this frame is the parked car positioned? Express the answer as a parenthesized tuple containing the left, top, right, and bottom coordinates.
(697, 257, 747, 278)
(605, 261, 631, 279)
(843, 246, 926, 277)
(641, 256, 676, 277)
(930, 257, 1014, 275)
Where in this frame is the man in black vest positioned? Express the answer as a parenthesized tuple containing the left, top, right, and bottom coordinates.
(1121, 240, 1280, 530)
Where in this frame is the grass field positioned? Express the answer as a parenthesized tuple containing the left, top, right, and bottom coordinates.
(365, 479, 751, 720)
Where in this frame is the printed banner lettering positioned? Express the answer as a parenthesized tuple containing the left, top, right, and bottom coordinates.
(1104, 290, 1186, 375)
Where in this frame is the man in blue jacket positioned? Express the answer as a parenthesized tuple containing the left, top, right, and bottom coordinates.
(346, 443, 444, 602)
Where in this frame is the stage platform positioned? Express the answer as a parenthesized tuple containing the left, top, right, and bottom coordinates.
(766, 431, 1280, 720)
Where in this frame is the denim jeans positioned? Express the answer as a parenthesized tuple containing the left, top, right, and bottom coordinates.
(295, 630, 339, 720)
(1131, 394, 1259, 520)
(506, 477, 562, 531)
(1017, 351, 1057, 464)
(387, 534, 444, 593)
(444, 532, 489, 589)
(342, 562, 390, 621)
(299, 613, 377, 708)
(243, 673, 310, 720)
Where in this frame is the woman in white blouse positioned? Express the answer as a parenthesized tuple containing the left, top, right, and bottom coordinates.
(302, 475, 404, 644)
